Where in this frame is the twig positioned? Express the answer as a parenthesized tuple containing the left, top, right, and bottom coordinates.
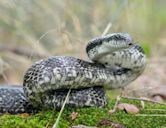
(52, 89, 71, 128)
(102, 0, 128, 36)
(2, 73, 9, 84)
(36, 29, 57, 45)
(135, 114, 166, 117)
(144, 109, 166, 111)
(121, 96, 166, 106)
(29, 29, 57, 60)
(0, 44, 47, 58)
(109, 94, 166, 114)
(102, 23, 112, 36)
(111, 0, 128, 24)
(109, 95, 121, 114)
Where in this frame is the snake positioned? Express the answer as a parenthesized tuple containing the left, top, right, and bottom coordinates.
(0, 33, 146, 114)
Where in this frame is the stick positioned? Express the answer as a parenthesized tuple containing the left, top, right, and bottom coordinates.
(135, 114, 166, 117)
(121, 96, 166, 106)
(109, 95, 121, 114)
(102, 23, 112, 36)
(144, 109, 166, 111)
(0, 44, 47, 58)
(52, 89, 71, 128)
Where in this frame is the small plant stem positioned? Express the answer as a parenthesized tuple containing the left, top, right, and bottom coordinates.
(135, 114, 166, 117)
(109, 95, 121, 114)
(52, 89, 71, 128)
(121, 96, 166, 106)
(144, 109, 166, 111)
(102, 23, 112, 36)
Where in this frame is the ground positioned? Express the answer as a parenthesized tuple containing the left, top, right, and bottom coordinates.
(0, 1, 166, 128)
(0, 97, 166, 128)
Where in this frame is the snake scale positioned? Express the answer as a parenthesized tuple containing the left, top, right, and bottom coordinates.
(0, 33, 146, 114)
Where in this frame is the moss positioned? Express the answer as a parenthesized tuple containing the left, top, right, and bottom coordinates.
(140, 42, 151, 57)
(0, 98, 166, 128)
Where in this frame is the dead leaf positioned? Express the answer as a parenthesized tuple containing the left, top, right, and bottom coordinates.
(98, 119, 126, 128)
(71, 112, 78, 120)
(152, 95, 164, 102)
(17, 113, 31, 118)
(117, 103, 140, 114)
(151, 86, 166, 100)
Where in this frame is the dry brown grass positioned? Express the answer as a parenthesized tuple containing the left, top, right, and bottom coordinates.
(0, 0, 166, 86)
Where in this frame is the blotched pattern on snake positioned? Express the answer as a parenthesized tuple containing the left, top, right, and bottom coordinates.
(0, 33, 146, 114)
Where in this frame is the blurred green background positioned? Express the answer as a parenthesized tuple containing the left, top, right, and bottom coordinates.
(0, 0, 166, 85)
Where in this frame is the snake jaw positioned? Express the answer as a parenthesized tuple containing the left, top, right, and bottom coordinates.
(87, 33, 134, 61)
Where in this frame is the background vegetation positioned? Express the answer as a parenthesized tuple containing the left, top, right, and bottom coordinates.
(0, 0, 166, 128)
(0, 0, 166, 84)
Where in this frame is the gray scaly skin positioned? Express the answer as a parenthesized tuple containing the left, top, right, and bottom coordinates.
(0, 86, 35, 114)
(0, 86, 106, 114)
(0, 33, 146, 114)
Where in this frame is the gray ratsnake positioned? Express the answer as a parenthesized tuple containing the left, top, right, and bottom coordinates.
(0, 33, 146, 114)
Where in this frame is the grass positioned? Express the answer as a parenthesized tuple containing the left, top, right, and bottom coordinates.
(0, 1, 166, 127)
(0, 98, 166, 128)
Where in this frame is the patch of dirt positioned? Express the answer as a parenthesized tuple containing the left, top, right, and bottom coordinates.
(125, 58, 166, 101)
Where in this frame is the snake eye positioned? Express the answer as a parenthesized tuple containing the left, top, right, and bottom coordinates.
(105, 62, 108, 65)
(128, 42, 133, 46)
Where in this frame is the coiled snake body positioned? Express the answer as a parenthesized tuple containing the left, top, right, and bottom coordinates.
(0, 33, 146, 114)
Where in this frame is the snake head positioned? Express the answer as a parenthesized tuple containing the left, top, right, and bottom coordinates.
(86, 33, 134, 60)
